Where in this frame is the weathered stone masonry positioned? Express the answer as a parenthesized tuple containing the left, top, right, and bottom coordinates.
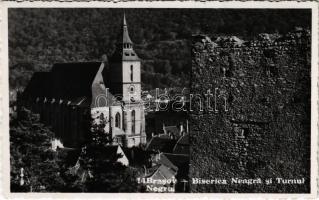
(190, 30, 311, 193)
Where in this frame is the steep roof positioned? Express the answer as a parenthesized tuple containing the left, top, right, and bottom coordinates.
(22, 62, 113, 108)
(163, 153, 189, 170)
(153, 153, 178, 173)
(122, 147, 152, 167)
(163, 153, 189, 179)
(23, 72, 52, 98)
(146, 164, 176, 180)
(146, 137, 177, 153)
(110, 14, 140, 62)
(173, 134, 189, 155)
(122, 13, 133, 44)
(50, 62, 102, 99)
(163, 125, 180, 139)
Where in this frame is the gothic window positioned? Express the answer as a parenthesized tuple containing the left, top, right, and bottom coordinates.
(131, 110, 135, 134)
(115, 112, 121, 128)
(130, 65, 133, 81)
(123, 111, 126, 131)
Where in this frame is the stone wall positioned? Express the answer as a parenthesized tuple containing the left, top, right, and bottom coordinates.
(190, 30, 311, 192)
(18, 97, 90, 148)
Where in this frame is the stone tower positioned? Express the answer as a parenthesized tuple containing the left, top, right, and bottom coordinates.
(109, 13, 146, 147)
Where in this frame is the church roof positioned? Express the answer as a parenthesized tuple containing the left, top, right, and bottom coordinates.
(50, 62, 102, 99)
(23, 72, 52, 98)
(22, 62, 114, 107)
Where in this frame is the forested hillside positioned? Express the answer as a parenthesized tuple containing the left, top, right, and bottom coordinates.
(9, 9, 311, 91)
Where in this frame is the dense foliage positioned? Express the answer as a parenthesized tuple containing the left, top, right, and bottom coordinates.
(71, 112, 140, 192)
(10, 108, 65, 192)
(10, 108, 140, 192)
(9, 9, 310, 91)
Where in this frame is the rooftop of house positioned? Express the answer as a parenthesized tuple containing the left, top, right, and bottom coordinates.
(172, 134, 189, 155)
(145, 137, 177, 153)
(122, 146, 152, 167)
(145, 164, 177, 180)
(163, 125, 180, 138)
(163, 153, 189, 171)
(163, 153, 189, 179)
(152, 153, 178, 173)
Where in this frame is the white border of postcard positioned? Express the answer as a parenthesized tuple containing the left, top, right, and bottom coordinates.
(0, 1, 318, 199)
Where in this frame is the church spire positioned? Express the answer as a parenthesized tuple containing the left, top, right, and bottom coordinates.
(122, 13, 133, 45)
(123, 12, 127, 26)
(110, 12, 139, 62)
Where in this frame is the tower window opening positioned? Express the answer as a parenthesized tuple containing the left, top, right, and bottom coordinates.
(123, 111, 126, 131)
(130, 65, 133, 81)
(115, 112, 121, 128)
(131, 110, 135, 134)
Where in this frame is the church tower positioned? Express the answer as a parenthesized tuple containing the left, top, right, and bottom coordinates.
(109, 13, 146, 147)
(109, 13, 141, 102)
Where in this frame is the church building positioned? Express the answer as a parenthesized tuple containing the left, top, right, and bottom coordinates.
(18, 14, 147, 148)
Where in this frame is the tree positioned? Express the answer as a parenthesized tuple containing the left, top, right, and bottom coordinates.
(69, 113, 140, 192)
(10, 108, 65, 192)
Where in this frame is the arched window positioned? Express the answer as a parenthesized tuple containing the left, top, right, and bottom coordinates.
(115, 112, 121, 128)
(130, 65, 133, 82)
(131, 110, 135, 134)
(123, 111, 126, 131)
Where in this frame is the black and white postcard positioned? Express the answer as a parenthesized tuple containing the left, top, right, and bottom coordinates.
(0, 1, 318, 199)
